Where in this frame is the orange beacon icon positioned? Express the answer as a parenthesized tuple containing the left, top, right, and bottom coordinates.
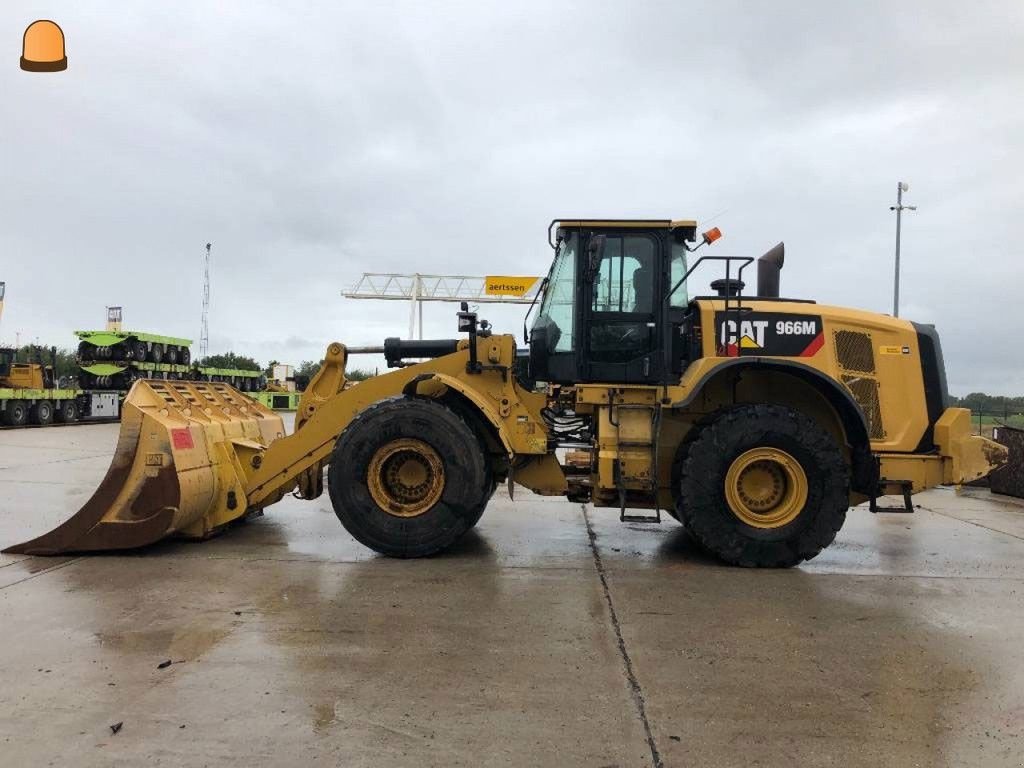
(21, 20, 67, 72)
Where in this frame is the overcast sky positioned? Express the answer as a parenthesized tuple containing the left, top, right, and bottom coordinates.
(1, 1, 1021, 394)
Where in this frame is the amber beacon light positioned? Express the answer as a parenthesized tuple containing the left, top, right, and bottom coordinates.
(20, 20, 67, 72)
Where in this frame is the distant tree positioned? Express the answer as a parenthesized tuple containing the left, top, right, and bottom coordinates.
(198, 352, 262, 371)
(953, 392, 1024, 413)
(296, 360, 321, 380)
(293, 360, 320, 391)
(292, 361, 375, 390)
(264, 359, 280, 377)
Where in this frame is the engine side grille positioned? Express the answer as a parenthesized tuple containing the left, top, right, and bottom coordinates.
(842, 375, 885, 440)
(834, 330, 875, 373)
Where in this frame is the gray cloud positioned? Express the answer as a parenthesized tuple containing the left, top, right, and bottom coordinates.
(1, 1, 1021, 393)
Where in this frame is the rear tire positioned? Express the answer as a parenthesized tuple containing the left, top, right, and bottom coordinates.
(677, 404, 849, 568)
(133, 341, 148, 362)
(328, 396, 489, 557)
(668, 419, 706, 526)
(180, 348, 191, 366)
(30, 401, 54, 426)
(165, 346, 179, 364)
(4, 400, 28, 427)
(150, 344, 164, 363)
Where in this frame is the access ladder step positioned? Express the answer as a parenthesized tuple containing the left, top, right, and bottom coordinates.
(870, 480, 915, 514)
(620, 510, 662, 524)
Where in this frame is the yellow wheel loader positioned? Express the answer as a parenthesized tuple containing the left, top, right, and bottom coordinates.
(6, 219, 1007, 566)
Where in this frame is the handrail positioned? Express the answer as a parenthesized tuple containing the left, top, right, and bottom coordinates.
(663, 255, 755, 361)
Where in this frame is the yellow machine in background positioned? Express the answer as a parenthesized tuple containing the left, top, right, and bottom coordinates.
(0, 351, 49, 390)
(7, 219, 1006, 567)
(250, 363, 302, 411)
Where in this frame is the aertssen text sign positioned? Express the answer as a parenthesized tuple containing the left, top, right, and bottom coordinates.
(484, 276, 539, 297)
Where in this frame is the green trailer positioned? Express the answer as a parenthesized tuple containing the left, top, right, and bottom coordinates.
(79, 362, 264, 392)
(1, 386, 78, 426)
(0, 386, 120, 426)
(76, 330, 193, 365)
(193, 366, 264, 391)
(249, 390, 301, 411)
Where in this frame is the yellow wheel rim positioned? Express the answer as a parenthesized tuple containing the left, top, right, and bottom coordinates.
(724, 448, 808, 529)
(367, 438, 445, 518)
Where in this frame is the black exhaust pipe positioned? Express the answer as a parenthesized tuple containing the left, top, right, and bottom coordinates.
(757, 242, 784, 298)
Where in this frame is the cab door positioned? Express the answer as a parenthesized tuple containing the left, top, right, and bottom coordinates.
(582, 231, 663, 384)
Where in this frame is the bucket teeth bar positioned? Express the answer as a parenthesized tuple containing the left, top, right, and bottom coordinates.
(4, 380, 285, 555)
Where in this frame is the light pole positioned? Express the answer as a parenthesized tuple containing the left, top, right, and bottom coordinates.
(890, 181, 917, 317)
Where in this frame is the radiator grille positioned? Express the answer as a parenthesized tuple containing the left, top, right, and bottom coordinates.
(843, 375, 885, 440)
(834, 330, 875, 373)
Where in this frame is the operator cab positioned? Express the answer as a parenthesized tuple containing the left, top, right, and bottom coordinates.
(527, 219, 701, 385)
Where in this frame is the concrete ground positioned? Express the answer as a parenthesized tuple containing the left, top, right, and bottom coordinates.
(1, 421, 1023, 768)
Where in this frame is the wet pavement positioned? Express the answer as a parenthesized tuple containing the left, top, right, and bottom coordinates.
(2, 422, 1023, 767)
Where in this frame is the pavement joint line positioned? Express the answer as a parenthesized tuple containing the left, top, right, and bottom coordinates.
(13, 553, 1024, 581)
(0, 453, 115, 471)
(0, 479, 100, 486)
(797, 571, 1024, 582)
(917, 503, 1024, 543)
(0, 556, 82, 591)
(582, 504, 663, 768)
(88, 552, 597, 571)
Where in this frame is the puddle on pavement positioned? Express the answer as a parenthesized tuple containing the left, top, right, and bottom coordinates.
(94, 625, 230, 660)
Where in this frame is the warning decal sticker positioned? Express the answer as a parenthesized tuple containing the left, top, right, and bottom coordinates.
(171, 428, 195, 450)
(879, 345, 912, 355)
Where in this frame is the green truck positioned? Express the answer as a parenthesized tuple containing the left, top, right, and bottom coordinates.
(0, 346, 120, 426)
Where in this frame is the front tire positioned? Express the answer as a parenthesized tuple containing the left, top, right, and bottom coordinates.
(328, 396, 489, 558)
(676, 404, 849, 568)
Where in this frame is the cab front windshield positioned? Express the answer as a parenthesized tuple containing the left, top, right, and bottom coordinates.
(532, 232, 578, 352)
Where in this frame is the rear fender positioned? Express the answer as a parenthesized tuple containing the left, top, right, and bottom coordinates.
(675, 358, 875, 493)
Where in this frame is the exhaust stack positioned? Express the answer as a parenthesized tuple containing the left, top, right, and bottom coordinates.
(757, 242, 784, 298)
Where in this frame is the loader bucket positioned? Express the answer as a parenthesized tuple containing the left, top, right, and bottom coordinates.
(4, 380, 285, 555)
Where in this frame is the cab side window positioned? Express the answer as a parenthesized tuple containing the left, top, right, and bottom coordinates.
(589, 234, 657, 362)
(592, 236, 656, 313)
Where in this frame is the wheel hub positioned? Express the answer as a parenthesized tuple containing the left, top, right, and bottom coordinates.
(724, 447, 808, 529)
(367, 438, 445, 517)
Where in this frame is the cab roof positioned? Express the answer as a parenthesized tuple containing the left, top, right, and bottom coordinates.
(551, 218, 698, 246)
